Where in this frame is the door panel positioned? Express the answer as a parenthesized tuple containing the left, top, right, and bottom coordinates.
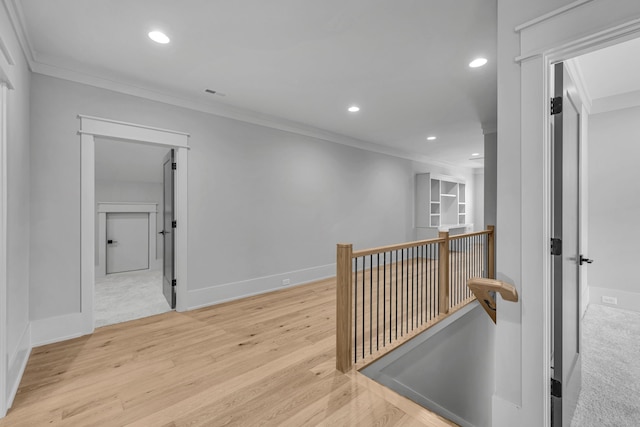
(551, 62, 582, 426)
(106, 212, 149, 274)
(162, 149, 176, 308)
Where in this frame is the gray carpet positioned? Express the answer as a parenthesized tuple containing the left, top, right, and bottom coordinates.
(95, 269, 171, 328)
(571, 304, 640, 427)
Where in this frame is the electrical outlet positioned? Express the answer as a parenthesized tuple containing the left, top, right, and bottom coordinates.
(282, 279, 290, 286)
(602, 296, 618, 305)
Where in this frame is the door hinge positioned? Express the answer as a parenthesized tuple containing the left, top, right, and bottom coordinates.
(551, 378, 562, 398)
(172, 220, 177, 228)
(172, 279, 176, 287)
(551, 96, 563, 115)
(172, 162, 177, 170)
(551, 238, 562, 256)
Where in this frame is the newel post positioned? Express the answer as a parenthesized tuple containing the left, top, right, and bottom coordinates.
(487, 225, 495, 279)
(438, 231, 450, 315)
(336, 243, 353, 373)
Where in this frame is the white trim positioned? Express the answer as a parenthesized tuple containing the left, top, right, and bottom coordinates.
(565, 59, 593, 114)
(589, 287, 640, 312)
(6, 323, 29, 410)
(30, 313, 84, 347)
(78, 115, 190, 149)
(516, 17, 640, 63)
(187, 263, 335, 310)
(511, 4, 640, 426)
(80, 116, 190, 337)
(97, 202, 158, 213)
(80, 133, 95, 334)
(0, 34, 15, 66)
(0, 0, 35, 67)
(514, 0, 595, 32)
(0, 83, 7, 417)
(96, 203, 159, 278)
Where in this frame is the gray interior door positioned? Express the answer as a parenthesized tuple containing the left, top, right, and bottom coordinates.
(106, 212, 149, 274)
(551, 62, 582, 426)
(161, 149, 176, 308)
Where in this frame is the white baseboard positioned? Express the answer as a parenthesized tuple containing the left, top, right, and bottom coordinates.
(589, 286, 640, 312)
(187, 263, 335, 310)
(6, 323, 31, 410)
(31, 313, 85, 347)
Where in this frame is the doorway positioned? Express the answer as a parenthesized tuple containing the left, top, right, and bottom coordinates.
(79, 115, 189, 335)
(93, 138, 173, 327)
(553, 37, 640, 427)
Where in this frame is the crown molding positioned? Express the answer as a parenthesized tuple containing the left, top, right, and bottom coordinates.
(2, 0, 35, 68)
(591, 89, 640, 114)
(515, 0, 594, 32)
(31, 58, 460, 170)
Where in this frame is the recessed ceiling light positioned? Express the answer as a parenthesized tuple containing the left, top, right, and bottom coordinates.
(427, 136, 437, 141)
(472, 152, 480, 156)
(469, 57, 487, 68)
(148, 31, 170, 44)
(348, 105, 360, 113)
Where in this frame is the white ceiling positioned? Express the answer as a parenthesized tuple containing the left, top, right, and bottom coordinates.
(95, 138, 169, 184)
(19, 0, 497, 168)
(574, 36, 640, 106)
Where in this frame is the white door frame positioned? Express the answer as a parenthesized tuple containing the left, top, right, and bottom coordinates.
(504, 3, 640, 425)
(0, 81, 9, 418)
(79, 115, 190, 335)
(0, 31, 14, 416)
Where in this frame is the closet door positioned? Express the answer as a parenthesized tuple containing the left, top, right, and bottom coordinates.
(106, 212, 149, 274)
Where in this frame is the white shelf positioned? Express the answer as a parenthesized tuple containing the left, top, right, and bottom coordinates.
(415, 173, 467, 230)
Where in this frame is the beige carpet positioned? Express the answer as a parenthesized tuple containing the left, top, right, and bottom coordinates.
(571, 304, 640, 426)
(95, 269, 171, 328)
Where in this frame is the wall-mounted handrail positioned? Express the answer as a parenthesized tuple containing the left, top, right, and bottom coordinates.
(467, 277, 518, 324)
(336, 226, 495, 373)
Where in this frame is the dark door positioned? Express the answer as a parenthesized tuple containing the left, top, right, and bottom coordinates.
(162, 149, 176, 308)
(551, 62, 582, 426)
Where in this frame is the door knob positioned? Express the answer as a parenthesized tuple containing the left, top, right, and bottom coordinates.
(158, 230, 170, 235)
(579, 255, 593, 265)
(107, 239, 117, 244)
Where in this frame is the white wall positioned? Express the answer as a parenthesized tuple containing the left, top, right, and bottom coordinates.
(95, 180, 163, 263)
(29, 73, 479, 321)
(483, 132, 496, 228)
(474, 168, 485, 230)
(362, 304, 494, 427)
(588, 106, 640, 312)
(0, 3, 31, 414)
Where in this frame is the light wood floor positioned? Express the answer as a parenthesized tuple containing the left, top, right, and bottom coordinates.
(1, 278, 457, 426)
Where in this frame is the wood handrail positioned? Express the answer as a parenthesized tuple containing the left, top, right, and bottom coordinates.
(467, 277, 518, 323)
(351, 238, 446, 258)
(351, 229, 494, 258)
(336, 226, 496, 373)
(448, 229, 493, 240)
